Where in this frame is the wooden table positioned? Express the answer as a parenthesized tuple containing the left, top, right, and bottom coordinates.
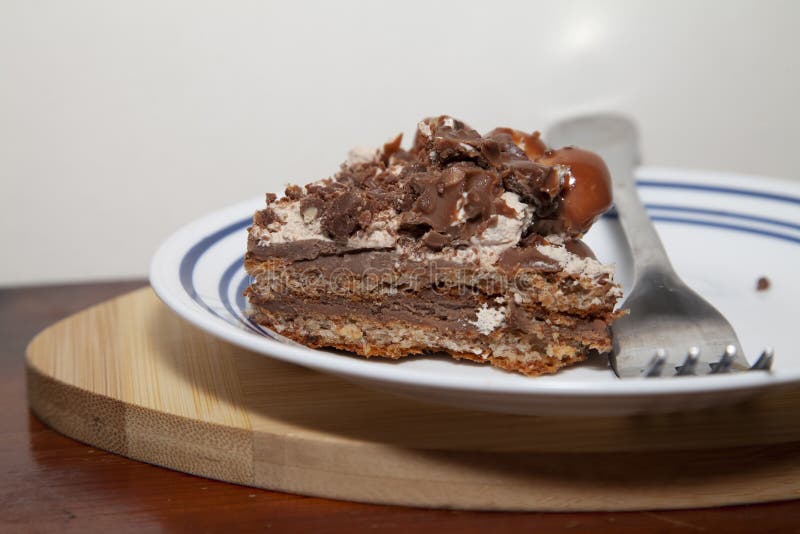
(2, 281, 799, 532)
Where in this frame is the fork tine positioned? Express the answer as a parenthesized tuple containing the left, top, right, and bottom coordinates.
(675, 347, 700, 376)
(643, 349, 667, 377)
(750, 347, 775, 371)
(710, 345, 737, 374)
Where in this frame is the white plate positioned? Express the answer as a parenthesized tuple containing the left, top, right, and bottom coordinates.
(150, 167, 800, 416)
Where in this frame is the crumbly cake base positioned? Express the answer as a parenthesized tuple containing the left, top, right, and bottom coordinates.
(250, 307, 602, 376)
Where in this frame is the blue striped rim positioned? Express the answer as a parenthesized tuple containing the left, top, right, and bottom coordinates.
(218, 254, 262, 335)
(178, 181, 800, 335)
(650, 216, 800, 244)
(643, 203, 800, 232)
(602, 212, 800, 244)
(637, 180, 800, 205)
(179, 218, 250, 324)
(235, 275, 249, 313)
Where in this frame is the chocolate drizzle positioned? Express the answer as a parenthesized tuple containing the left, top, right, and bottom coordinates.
(398, 162, 506, 246)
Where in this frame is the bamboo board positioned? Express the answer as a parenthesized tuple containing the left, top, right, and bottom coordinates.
(26, 288, 800, 511)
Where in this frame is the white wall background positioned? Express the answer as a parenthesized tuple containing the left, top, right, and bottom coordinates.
(1, 0, 799, 286)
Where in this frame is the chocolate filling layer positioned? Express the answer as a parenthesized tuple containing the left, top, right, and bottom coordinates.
(250, 291, 478, 333)
(249, 232, 595, 277)
(249, 292, 611, 340)
(246, 236, 396, 263)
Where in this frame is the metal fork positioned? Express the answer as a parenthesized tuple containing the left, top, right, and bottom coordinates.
(547, 114, 774, 377)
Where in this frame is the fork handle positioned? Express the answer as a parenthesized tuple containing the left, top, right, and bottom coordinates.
(548, 114, 675, 280)
(604, 138, 676, 280)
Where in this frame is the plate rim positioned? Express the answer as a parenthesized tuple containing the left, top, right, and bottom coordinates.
(149, 166, 800, 398)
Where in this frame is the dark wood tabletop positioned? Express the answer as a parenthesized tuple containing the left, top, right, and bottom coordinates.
(1, 280, 798, 533)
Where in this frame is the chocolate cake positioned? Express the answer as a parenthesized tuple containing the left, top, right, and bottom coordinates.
(244, 116, 623, 376)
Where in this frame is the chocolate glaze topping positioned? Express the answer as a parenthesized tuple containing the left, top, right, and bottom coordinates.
(252, 115, 613, 252)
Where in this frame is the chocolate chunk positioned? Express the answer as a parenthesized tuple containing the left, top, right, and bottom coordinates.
(381, 133, 403, 164)
(425, 118, 486, 168)
(285, 184, 304, 200)
(299, 196, 324, 221)
(254, 208, 279, 227)
(421, 230, 451, 250)
(321, 190, 367, 242)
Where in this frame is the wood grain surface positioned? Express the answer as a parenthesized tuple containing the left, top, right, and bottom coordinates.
(3, 281, 800, 532)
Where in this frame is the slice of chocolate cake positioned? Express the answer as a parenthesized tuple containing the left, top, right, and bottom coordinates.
(244, 116, 623, 376)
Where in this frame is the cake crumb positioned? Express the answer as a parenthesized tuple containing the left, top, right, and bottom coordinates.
(756, 276, 771, 291)
(469, 304, 506, 335)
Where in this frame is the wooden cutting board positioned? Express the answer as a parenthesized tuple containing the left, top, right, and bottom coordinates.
(26, 288, 800, 511)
